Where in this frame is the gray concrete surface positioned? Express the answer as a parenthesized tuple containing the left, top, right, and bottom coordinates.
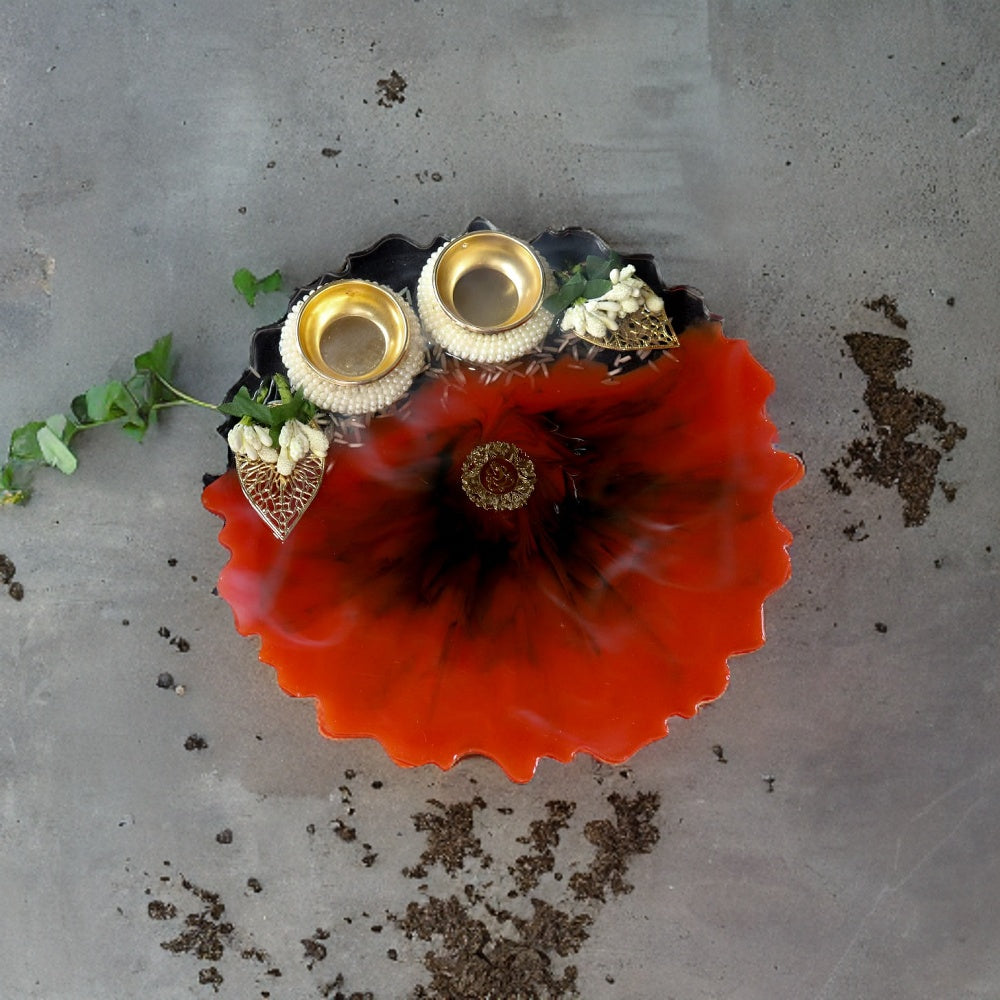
(1, 2, 997, 997)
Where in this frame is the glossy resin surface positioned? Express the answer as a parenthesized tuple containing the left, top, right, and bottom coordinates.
(204, 230, 802, 780)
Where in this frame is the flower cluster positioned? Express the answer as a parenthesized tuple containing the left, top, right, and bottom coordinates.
(559, 264, 665, 341)
(227, 419, 328, 477)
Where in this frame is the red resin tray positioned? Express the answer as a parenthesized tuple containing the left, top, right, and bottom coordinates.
(203, 222, 803, 781)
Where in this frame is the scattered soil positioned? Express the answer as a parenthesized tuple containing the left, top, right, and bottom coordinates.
(146, 783, 663, 998)
(823, 327, 967, 526)
(150, 874, 277, 993)
(184, 734, 208, 751)
(156, 672, 174, 689)
(402, 796, 490, 878)
(510, 800, 576, 893)
(394, 789, 661, 999)
(398, 895, 583, 1000)
(376, 70, 407, 107)
(568, 791, 661, 903)
(159, 879, 233, 963)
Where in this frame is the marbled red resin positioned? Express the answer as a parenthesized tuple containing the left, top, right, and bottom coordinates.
(203, 324, 802, 780)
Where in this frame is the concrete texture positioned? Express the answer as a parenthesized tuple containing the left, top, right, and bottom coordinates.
(1, 1, 997, 997)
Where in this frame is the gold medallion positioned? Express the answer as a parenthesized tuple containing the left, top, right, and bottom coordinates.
(235, 453, 325, 541)
(460, 441, 536, 511)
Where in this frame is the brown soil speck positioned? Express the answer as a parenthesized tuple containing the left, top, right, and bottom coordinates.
(825, 330, 967, 526)
(843, 521, 869, 542)
(198, 966, 223, 991)
(184, 734, 208, 751)
(403, 797, 490, 878)
(147, 900, 177, 920)
(863, 294, 908, 329)
(822, 464, 852, 496)
(376, 69, 407, 107)
(332, 818, 357, 842)
(1, 554, 24, 600)
(301, 927, 330, 969)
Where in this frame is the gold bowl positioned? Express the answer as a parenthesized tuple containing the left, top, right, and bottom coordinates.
(431, 231, 545, 333)
(296, 280, 410, 385)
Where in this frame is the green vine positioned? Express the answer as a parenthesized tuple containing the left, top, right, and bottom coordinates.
(1, 268, 308, 506)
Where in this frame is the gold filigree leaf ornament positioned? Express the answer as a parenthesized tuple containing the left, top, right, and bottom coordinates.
(559, 263, 679, 352)
(228, 415, 329, 542)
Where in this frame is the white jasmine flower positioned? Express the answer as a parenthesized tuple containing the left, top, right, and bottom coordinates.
(558, 261, 668, 342)
(302, 424, 329, 458)
(227, 424, 245, 454)
(229, 418, 329, 475)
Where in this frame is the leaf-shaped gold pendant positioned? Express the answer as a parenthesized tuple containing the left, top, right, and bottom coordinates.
(235, 453, 325, 541)
(576, 305, 680, 352)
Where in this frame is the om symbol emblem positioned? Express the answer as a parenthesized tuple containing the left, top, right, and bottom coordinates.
(460, 441, 536, 511)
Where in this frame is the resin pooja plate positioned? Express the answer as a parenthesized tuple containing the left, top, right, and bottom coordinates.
(202, 218, 803, 781)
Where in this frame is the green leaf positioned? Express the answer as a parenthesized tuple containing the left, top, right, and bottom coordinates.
(83, 380, 127, 422)
(134, 334, 175, 381)
(233, 267, 283, 307)
(584, 255, 613, 281)
(583, 278, 613, 300)
(36, 425, 78, 475)
(9, 421, 48, 462)
(217, 385, 275, 425)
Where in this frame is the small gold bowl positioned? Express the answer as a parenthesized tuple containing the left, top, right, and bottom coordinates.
(296, 280, 410, 385)
(432, 231, 545, 333)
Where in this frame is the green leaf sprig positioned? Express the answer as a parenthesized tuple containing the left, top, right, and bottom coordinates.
(543, 252, 623, 314)
(232, 267, 283, 307)
(218, 374, 316, 449)
(2, 266, 307, 506)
